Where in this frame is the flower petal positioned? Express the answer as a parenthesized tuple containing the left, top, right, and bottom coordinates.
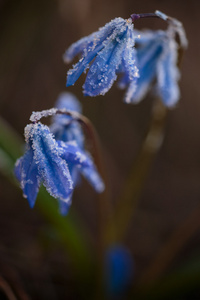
(66, 18, 126, 87)
(80, 165, 105, 193)
(156, 38, 180, 107)
(66, 43, 104, 87)
(83, 21, 132, 96)
(58, 193, 73, 215)
(63, 32, 96, 63)
(54, 92, 82, 113)
(14, 147, 40, 208)
(124, 35, 165, 103)
(58, 140, 104, 193)
(64, 17, 125, 63)
(26, 123, 73, 201)
(58, 141, 92, 168)
(117, 36, 138, 89)
(50, 93, 84, 148)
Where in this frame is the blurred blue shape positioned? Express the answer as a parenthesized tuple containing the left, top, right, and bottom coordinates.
(105, 245, 134, 298)
(121, 29, 180, 107)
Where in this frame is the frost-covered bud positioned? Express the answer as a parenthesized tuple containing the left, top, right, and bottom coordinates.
(64, 17, 138, 97)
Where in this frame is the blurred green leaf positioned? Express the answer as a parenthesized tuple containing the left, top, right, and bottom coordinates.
(0, 116, 23, 160)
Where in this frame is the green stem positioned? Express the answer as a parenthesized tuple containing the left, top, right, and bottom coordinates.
(105, 99, 167, 244)
(0, 116, 23, 160)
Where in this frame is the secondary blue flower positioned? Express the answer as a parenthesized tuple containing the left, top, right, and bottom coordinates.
(121, 29, 181, 107)
(15, 115, 104, 215)
(104, 245, 134, 298)
(14, 123, 73, 209)
(64, 17, 138, 96)
(50, 93, 105, 214)
(50, 92, 84, 148)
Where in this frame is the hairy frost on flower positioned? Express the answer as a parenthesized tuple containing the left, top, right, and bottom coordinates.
(51, 93, 105, 194)
(64, 18, 138, 96)
(14, 122, 74, 210)
(121, 28, 183, 107)
(30, 108, 58, 123)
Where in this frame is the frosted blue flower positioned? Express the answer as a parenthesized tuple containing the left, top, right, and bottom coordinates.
(14, 120, 103, 215)
(50, 93, 105, 215)
(104, 245, 134, 297)
(121, 29, 181, 107)
(64, 17, 138, 96)
(14, 123, 73, 210)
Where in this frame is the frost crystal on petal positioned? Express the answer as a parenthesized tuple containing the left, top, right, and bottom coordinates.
(30, 108, 58, 123)
(65, 17, 138, 96)
(122, 26, 183, 107)
(50, 93, 105, 195)
(14, 121, 74, 212)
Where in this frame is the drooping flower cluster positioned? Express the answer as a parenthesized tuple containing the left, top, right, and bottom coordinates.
(14, 93, 104, 215)
(64, 10, 187, 107)
(14, 11, 187, 216)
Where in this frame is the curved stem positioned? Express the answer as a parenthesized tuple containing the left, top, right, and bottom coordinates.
(131, 13, 160, 22)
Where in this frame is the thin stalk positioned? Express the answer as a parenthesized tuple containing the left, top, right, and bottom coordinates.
(105, 100, 167, 244)
(131, 13, 160, 22)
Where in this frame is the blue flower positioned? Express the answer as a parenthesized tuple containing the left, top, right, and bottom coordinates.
(121, 29, 181, 107)
(50, 93, 105, 215)
(104, 245, 134, 297)
(50, 92, 84, 148)
(14, 117, 104, 215)
(14, 123, 73, 210)
(64, 18, 138, 97)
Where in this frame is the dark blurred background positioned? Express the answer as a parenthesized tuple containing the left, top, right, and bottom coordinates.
(0, 0, 200, 299)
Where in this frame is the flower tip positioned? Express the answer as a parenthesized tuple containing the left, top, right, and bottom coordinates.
(63, 53, 71, 64)
(96, 181, 105, 193)
(66, 79, 73, 87)
(24, 193, 36, 209)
